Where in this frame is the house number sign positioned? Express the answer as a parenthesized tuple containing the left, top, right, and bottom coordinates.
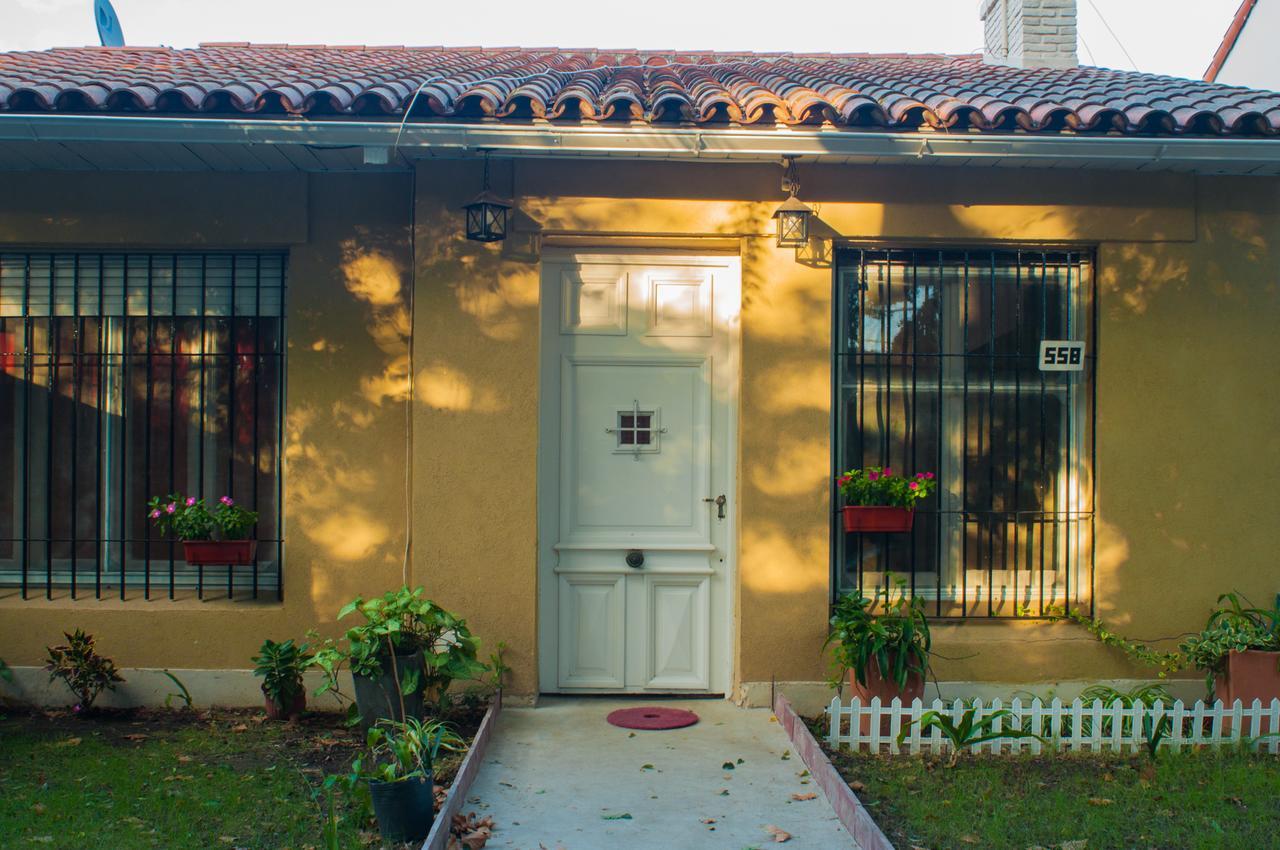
(1038, 340, 1085, 372)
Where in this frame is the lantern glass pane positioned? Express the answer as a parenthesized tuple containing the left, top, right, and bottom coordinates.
(777, 210, 809, 247)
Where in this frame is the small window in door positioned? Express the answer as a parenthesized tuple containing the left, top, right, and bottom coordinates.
(610, 404, 664, 457)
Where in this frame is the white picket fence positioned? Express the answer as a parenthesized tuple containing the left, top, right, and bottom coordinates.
(827, 696, 1280, 755)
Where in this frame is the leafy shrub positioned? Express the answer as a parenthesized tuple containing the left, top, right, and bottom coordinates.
(837, 467, 936, 508)
(252, 638, 311, 708)
(346, 717, 465, 784)
(825, 582, 930, 691)
(45, 629, 124, 711)
(311, 587, 488, 712)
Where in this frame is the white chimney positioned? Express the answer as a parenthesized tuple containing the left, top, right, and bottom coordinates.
(981, 0, 1079, 70)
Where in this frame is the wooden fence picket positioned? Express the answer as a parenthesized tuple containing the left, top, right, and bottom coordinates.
(823, 695, 1271, 756)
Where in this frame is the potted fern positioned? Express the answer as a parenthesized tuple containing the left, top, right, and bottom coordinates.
(252, 638, 311, 721)
(837, 467, 936, 533)
(147, 493, 259, 565)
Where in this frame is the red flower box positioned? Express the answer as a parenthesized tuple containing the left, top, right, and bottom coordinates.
(842, 506, 915, 533)
(183, 540, 257, 565)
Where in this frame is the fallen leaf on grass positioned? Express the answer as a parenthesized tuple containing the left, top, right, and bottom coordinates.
(124, 734, 148, 742)
(1087, 798, 1114, 807)
(162, 775, 194, 782)
(789, 792, 817, 801)
(849, 780, 867, 793)
(1060, 841, 1088, 850)
(229, 724, 249, 733)
(56, 737, 81, 747)
(601, 812, 632, 820)
(27, 837, 53, 844)
(763, 824, 792, 843)
(960, 836, 980, 845)
(176, 755, 193, 763)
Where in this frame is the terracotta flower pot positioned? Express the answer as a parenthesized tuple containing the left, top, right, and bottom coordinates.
(264, 689, 306, 721)
(182, 540, 257, 565)
(849, 654, 925, 738)
(842, 506, 915, 533)
(1215, 649, 1280, 734)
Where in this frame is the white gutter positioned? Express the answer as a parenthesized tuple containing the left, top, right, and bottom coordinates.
(3, 113, 1280, 173)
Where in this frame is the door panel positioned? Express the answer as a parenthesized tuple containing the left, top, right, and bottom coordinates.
(557, 573, 626, 689)
(539, 254, 738, 694)
(645, 575, 710, 689)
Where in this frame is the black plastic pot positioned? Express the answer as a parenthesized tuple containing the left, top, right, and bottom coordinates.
(369, 772, 434, 844)
(352, 649, 426, 728)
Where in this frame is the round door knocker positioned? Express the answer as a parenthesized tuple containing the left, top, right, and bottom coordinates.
(625, 550, 645, 569)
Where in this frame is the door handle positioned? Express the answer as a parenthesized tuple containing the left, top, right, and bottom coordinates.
(703, 494, 727, 520)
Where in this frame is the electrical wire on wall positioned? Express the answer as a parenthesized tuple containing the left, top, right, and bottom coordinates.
(402, 166, 417, 586)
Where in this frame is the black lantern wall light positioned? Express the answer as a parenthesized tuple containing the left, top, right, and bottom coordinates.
(772, 156, 814, 248)
(462, 152, 514, 242)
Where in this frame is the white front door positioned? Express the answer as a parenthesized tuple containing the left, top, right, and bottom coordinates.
(538, 252, 739, 694)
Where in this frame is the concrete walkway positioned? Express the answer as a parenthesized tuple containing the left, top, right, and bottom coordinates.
(466, 697, 857, 850)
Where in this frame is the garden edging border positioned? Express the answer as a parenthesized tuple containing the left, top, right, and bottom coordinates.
(773, 692, 895, 850)
(422, 689, 503, 850)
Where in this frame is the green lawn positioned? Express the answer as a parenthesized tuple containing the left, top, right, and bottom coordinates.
(826, 745, 1280, 850)
(0, 709, 399, 850)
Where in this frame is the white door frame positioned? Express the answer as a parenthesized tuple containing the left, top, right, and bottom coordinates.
(536, 249, 741, 695)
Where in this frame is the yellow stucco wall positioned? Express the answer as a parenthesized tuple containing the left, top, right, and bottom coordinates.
(1, 160, 1278, 704)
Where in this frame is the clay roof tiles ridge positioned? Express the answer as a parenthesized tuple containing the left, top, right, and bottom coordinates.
(0, 44, 1278, 135)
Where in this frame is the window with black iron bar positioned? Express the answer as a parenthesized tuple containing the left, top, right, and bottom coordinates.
(833, 248, 1096, 618)
(0, 252, 286, 601)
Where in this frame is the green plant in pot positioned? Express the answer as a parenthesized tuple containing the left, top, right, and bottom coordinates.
(341, 717, 464, 844)
(1181, 592, 1280, 707)
(311, 586, 488, 727)
(252, 638, 311, 721)
(825, 582, 931, 704)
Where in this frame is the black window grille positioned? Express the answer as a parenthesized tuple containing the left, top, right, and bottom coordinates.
(833, 248, 1095, 618)
(0, 252, 286, 600)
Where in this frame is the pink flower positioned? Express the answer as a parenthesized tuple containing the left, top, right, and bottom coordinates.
(924, 472, 935, 480)
(185, 497, 196, 507)
(909, 482, 919, 490)
(882, 468, 892, 477)
(166, 503, 177, 514)
(916, 473, 925, 479)
(220, 496, 234, 507)
(867, 471, 879, 481)
(149, 509, 161, 519)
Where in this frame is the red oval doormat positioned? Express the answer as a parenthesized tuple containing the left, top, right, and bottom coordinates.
(606, 706, 700, 730)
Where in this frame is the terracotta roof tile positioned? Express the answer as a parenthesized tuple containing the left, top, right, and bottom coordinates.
(1, 43, 1278, 135)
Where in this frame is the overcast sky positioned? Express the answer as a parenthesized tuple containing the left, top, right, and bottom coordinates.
(5, 0, 1241, 81)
